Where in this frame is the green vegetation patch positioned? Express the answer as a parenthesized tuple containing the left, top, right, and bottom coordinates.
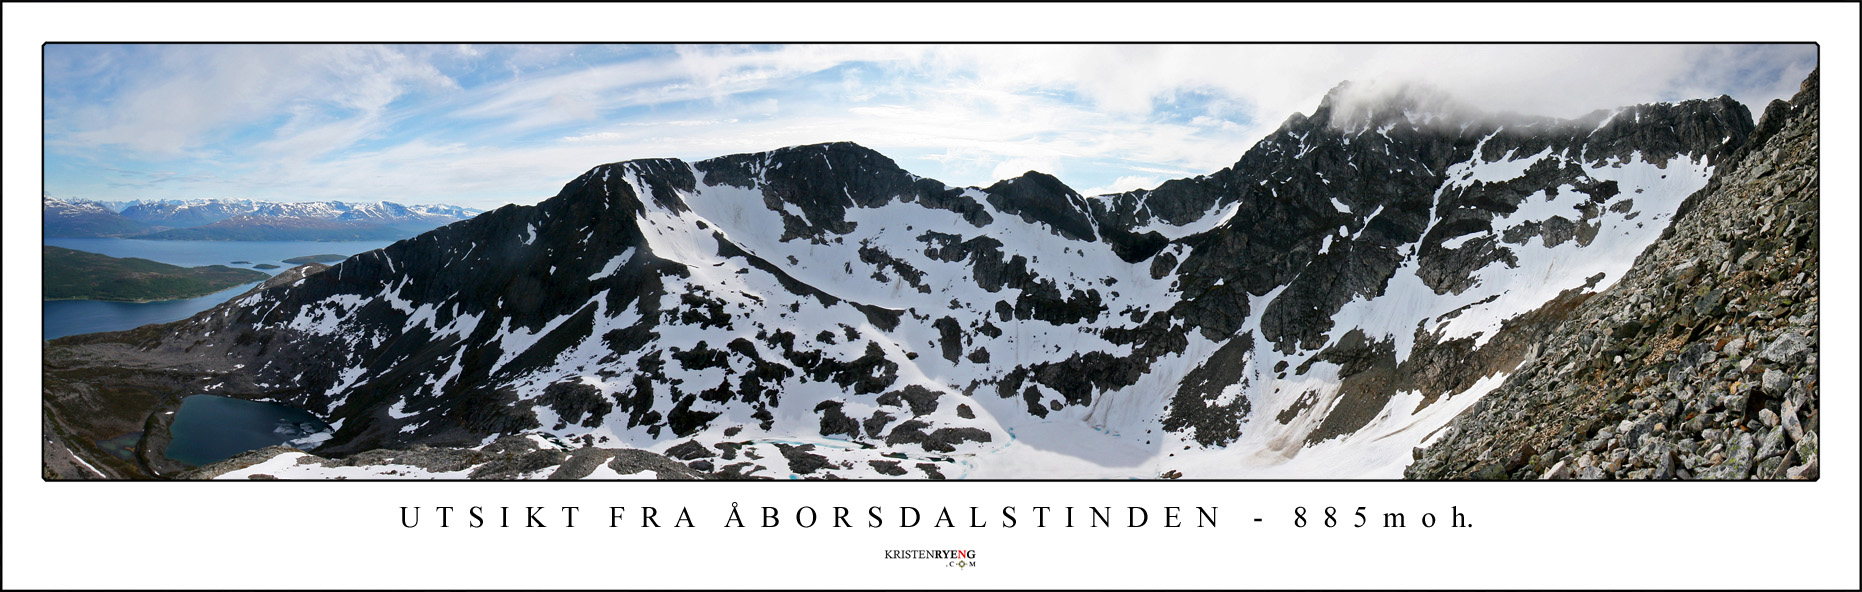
(43, 246, 268, 302)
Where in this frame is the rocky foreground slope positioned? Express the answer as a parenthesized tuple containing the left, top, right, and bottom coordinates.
(1408, 69, 1820, 480)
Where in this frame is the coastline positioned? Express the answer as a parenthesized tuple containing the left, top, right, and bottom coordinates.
(42, 281, 259, 304)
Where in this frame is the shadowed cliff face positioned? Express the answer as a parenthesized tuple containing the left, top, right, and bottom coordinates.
(45, 77, 1781, 480)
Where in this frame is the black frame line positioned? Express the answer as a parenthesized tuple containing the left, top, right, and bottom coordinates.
(38, 40, 1821, 483)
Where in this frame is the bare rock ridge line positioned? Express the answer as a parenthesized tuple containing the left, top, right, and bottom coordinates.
(43, 72, 1814, 480)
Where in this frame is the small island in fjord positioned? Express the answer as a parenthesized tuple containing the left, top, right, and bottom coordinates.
(282, 254, 347, 264)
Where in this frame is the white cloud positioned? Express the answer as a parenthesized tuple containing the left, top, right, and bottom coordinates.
(41, 43, 1817, 208)
(1189, 115, 1247, 132)
(445, 44, 924, 136)
(1081, 175, 1163, 197)
(49, 45, 453, 159)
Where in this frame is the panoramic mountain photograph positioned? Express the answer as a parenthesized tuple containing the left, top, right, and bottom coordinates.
(41, 43, 1820, 481)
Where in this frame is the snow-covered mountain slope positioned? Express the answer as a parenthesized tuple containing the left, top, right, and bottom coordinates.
(43, 81, 1760, 479)
(117, 199, 259, 227)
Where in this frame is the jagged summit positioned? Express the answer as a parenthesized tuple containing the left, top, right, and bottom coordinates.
(985, 170, 1077, 195)
(984, 171, 1096, 241)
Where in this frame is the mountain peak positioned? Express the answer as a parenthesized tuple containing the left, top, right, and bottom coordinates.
(983, 170, 1095, 241)
(986, 170, 1077, 198)
(794, 140, 879, 153)
(1317, 79, 1471, 133)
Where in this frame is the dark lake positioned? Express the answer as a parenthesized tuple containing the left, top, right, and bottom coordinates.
(163, 395, 333, 467)
(41, 238, 394, 340)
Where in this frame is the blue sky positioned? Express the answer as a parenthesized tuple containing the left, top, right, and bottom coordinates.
(43, 44, 1817, 210)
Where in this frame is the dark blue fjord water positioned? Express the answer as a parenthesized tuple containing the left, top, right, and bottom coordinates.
(44, 285, 259, 340)
(163, 395, 332, 467)
(42, 238, 394, 340)
(43, 238, 396, 271)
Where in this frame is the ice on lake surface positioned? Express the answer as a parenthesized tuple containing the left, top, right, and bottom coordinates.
(163, 395, 332, 467)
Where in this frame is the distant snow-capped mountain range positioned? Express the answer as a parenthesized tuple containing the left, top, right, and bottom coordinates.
(43, 197, 486, 240)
